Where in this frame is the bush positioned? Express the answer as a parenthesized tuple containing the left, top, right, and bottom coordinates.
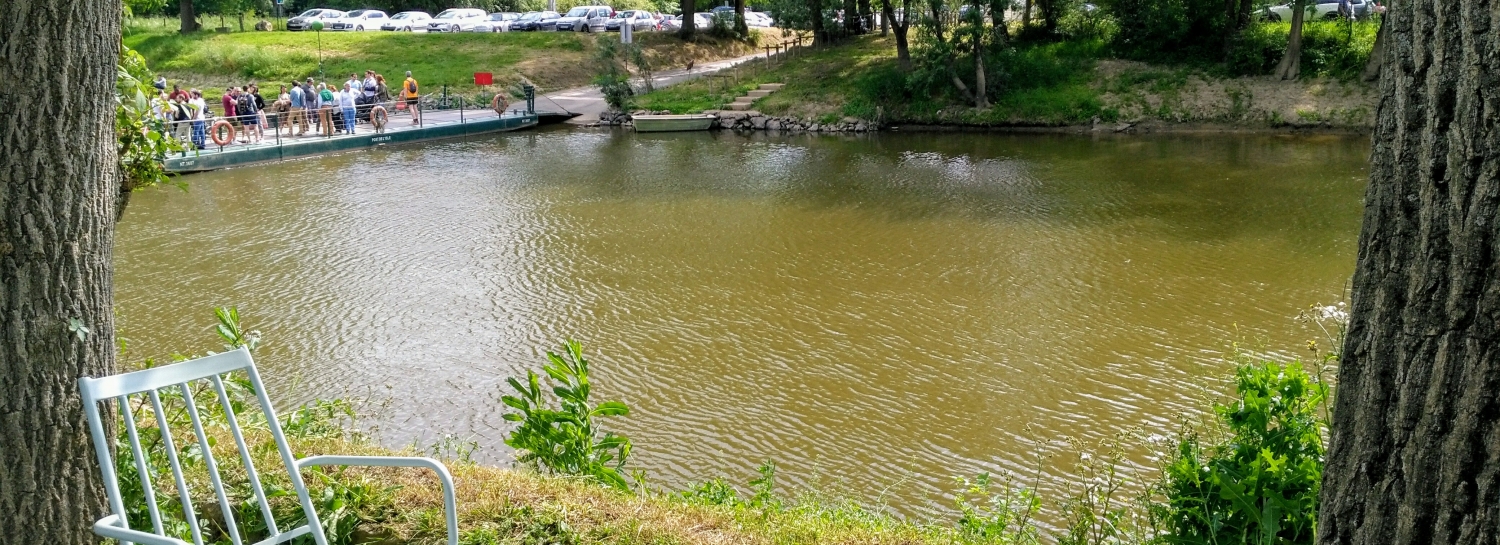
(1152, 361, 1329, 545)
(500, 340, 635, 490)
(1226, 20, 1378, 78)
(1103, 0, 1226, 62)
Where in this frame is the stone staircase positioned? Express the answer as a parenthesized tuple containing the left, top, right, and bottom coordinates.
(726, 83, 784, 111)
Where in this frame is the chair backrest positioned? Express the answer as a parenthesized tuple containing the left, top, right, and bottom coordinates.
(79, 348, 328, 545)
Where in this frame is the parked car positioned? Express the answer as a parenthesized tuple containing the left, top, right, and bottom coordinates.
(471, 12, 522, 31)
(1262, 0, 1370, 21)
(538, 11, 567, 30)
(510, 10, 559, 30)
(329, 9, 388, 31)
(605, 10, 655, 31)
(286, 8, 344, 31)
(428, 8, 488, 32)
(381, 11, 431, 31)
(745, 11, 773, 27)
(555, 5, 613, 32)
(664, 12, 712, 31)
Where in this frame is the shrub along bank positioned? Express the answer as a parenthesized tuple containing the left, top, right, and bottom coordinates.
(635, 21, 1378, 130)
(116, 308, 1339, 545)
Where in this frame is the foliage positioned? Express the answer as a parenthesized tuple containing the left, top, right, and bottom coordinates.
(952, 472, 1042, 544)
(1101, 0, 1228, 63)
(1053, 433, 1152, 545)
(1151, 361, 1330, 545)
(1227, 20, 1377, 78)
(500, 340, 635, 490)
(117, 43, 185, 200)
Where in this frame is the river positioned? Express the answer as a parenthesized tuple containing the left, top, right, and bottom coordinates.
(115, 128, 1368, 517)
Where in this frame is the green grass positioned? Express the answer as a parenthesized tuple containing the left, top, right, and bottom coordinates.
(125, 23, 770, 102)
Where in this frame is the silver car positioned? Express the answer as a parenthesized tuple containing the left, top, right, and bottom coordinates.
(381, 11, 432, 31)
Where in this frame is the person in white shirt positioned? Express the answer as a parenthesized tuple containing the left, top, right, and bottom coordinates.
(189, 90, 208, 149)
(339, 83, 358, 134)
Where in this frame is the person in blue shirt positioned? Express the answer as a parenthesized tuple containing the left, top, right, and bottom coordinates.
(289, 81, 306, 136)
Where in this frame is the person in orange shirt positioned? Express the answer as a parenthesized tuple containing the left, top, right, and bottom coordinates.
(402, 71, 420, 124)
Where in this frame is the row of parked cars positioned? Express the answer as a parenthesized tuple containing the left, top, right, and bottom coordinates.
(286, 5, 772, 33)
(1261, 0, 1383, 21)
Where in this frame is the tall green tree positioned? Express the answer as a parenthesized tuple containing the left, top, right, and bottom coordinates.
(1320, 0, 1500, 543)
(0, 0, 123, 543)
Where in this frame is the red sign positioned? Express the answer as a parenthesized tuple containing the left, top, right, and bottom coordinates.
(474, 72, 493, 85)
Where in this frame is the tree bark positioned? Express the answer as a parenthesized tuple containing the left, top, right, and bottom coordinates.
(1275, 0, 1304, 79)
(179, 0, 199, 33)
(844, 0, 859, 35)
(1320, 1, 1500, 544)
(734, 0, 748, 35)
(810, 0, 827, 45)
(1021, 0, 1030, 28)
(880, 0, 911, 69)
(679, 0, 695, 39)
(0, 0, 122, 543)
(1361, 14, 1386, 82)
(972, 34, 987, 108)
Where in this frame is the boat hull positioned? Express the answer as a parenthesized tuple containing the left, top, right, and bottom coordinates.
(632, 114, 715, 132)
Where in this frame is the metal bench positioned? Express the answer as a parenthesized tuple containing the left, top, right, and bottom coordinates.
(78, 347, 458, 545)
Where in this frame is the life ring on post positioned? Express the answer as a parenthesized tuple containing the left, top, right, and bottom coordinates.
(210, 120, 235, 146)
(491, 94, 509, 115)
(370, 105, 388, 130)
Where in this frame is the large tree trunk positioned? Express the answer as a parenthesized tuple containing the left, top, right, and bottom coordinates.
(1319, 1, 1500, 544)
(734, 0, 748, 34)
(844, 0, 859, 35)
(810, 0, 828, 45)
(179, 0, 199, 33)
(1275, 0, 1304, 79)
(1021, 0, 1030, 28)
(679, 0, 696, 39)
(880, 0, 911, 69)
(972, 34, 986, 108)
(0, 0, 122, 543)
(1361, 15, 1386, 82)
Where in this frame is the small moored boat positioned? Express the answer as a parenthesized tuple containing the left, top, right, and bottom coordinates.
(631, 114, 716, 132)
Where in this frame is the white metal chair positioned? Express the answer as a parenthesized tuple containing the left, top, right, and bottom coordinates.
(78, 347, 458, 545)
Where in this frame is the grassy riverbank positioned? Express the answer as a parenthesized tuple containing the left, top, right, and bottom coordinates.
(124, 23, 775, 99)
(637, 22, 1378, 130)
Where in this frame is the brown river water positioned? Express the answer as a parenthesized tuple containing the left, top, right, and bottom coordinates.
(116, 127, 1368, 517)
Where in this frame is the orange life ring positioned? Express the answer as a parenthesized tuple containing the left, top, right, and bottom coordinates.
(491, 94, 509, 115)
(370, 105, 388, 129)
(210, 120, 235, 146)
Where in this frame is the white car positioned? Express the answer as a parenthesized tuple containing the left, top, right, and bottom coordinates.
(605, 10, 655, 31)
(469, 12, 522, 32)
(554, 5, 613, 32)
(328, 9, 388, 31)
(1263, 0, 1370, 21)
(286, 8, 344, 31)
(661, 12, 711, 32)
(381, 11, 431, 31)
(748, 11, 773, 26)
(428, 8, 488, 32)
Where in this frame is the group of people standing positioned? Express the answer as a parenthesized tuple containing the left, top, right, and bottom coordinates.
(152, 70, 422, 149)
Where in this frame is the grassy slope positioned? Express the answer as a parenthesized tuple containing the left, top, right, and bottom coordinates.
(638, 21, 1378, 128)
(126, 25, 772, 100)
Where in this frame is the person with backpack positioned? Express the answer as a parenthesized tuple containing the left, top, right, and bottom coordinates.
(403, 71, 420, 124)
(221, 87, 239, 133)
(237, 85, 261, 143)
(169, 95, 193, 144)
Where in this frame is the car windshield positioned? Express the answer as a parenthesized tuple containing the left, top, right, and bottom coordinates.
(297, 9, 322, 17)
(392, 12, 415, 19)
(345, 10, 367, 17)
(565, 7, 590, 16)
(617, 10, 635, 17)
(321, 11, 343, 18)
(519, 12, 542, 20)
(434, 10, 462, 18)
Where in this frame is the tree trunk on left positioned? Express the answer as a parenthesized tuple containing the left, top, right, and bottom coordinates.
(1320, 1, 1500, 543)
(1275, 0, 1304, 79)
(0, 0, 122, 544)
(880, 0, 911, 69)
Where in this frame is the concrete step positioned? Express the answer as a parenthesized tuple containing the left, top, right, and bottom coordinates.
(726, 102, 754, 111)
(758, 83, 785, 91)
(731, 96, 756, 104)
(746, 90, 774, 98)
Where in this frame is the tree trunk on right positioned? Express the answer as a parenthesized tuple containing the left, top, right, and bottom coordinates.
(0, 0, 123, 543)
(1319, 1, 1500, 544)
(1275, 0, 1304, 79)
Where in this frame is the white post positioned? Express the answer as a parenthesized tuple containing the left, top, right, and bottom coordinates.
(622, 19, 632, 43)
